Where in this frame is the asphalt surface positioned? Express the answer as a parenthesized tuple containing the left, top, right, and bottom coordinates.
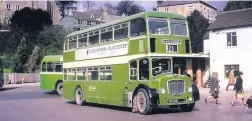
(0, 84, 252, 121)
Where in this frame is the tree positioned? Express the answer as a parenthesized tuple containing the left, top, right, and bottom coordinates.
(157, 0, 164, 6)
(116, 0, 144, 16)
(187, 10, 210, 53)
(56, 1, 77, 17)
(83, 1, 96, 11)
(153, 0, 164, 11)
(223, 1, 252, 12)
(37, 26, 66, 56)
(102, 2, 117, 14)
(11, 37, 30, 73)
(25, 46, 41, 73)
(10, 7, 52, 33)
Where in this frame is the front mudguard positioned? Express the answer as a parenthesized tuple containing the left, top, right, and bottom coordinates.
(192, 83, 200, 101)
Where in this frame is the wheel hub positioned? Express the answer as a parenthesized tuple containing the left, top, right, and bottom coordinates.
(137, 92, 146, 112)
(75, 90, 82, 104)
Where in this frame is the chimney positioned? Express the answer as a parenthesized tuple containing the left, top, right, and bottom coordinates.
(67, 7, 73, 16)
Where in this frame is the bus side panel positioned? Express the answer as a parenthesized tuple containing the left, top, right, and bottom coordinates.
(40, 74, 62, 91)
(97, 64, 128, 107)
(63, 51, 75, 63)
(63, 81, 79, 100)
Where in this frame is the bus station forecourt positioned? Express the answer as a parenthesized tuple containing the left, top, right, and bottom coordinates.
(39, 11, 241, 115)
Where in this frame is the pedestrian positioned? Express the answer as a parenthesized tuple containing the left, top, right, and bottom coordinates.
(230, 71, 247, 106)
(226, 69, 235, 91)
(246, 85, 252, 109)
(205, 72, 221, 104)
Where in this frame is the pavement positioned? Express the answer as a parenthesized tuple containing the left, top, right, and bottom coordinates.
(3, 83, 40, 88)
(0, 83, 251, 121)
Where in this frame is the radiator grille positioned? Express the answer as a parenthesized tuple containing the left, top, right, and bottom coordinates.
(167, 80, 185, 95)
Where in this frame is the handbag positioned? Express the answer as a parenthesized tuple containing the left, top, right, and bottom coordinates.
(237, 90, 245, 98)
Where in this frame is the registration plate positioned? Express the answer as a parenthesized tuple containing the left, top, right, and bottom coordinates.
(168, 99, 186, 103)
(168, 99, 179, 103)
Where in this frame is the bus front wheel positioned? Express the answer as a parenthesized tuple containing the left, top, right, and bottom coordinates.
(75, 86, 84, 106)
(136, 88, 152, 115)
(179, 103, 195, 112)
(56, 82, 63, 95)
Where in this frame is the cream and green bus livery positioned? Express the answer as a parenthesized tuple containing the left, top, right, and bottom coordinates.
(40, 55, 63, 95)
(62, 11, 200, 115)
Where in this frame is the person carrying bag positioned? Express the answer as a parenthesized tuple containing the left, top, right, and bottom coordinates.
(230, 71, 247, 106)
(246, 84, 252, 109)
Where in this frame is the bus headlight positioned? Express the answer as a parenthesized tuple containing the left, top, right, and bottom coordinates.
(160, 88, 166, 94)
(188, 86, 192, 92)
(189, 97, 193, 102)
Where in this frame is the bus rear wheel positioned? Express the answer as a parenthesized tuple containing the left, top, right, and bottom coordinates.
(75, 86, 84, 106)
(179, 103, 195, 112)
(56, 82, 63, 95)
(136, 89, 152, 115)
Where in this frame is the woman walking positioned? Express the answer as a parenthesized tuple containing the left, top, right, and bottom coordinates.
(230, 71, 247, 106)
(205, 72, 221, 104)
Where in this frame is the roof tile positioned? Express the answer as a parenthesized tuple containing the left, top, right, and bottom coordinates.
(207, 8, 252, 31)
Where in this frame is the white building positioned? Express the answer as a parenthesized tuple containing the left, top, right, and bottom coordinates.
(204, 8, 252, 90)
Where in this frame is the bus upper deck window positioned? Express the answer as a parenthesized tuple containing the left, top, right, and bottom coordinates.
(148, 18, 169, 34)
(130, 18, 146, 37)
(170, 19, 187, 36)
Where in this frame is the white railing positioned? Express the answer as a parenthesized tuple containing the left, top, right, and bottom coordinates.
(4, 73, 40, 84)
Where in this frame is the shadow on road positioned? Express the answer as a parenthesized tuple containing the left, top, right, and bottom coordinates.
(44, 91, 59, 95)
(246, 110, 252, 115)
(66, 101, 199, 115)
(0, 87, 19, 92)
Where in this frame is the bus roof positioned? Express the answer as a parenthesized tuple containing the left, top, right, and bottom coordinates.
(42, 55, 63, 62)
(66, 11, 186, 38)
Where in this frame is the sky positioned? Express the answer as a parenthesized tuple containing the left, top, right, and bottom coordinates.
(76, 1, 228, 12)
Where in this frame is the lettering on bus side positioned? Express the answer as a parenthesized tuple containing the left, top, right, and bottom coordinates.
(75, 41, 128, 60)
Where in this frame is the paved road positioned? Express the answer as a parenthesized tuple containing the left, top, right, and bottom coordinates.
(0, 85, 251, 121)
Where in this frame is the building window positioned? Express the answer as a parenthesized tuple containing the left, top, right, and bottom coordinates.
(188, 5, 193, 9)
(165, 8, 169, 12)
(87, 21, 91, 26)
(7, 4, 10, 10)
(78, 19, 82, 24)
(227, 32, 237, 47)
(96, 22, 100, 24)
(224, 64, 240, 78)
(16, 5, 19, 10)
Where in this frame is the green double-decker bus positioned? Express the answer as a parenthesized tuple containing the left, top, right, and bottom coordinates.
(62, 11, 200, 115)
(40, 55, 63, 95)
